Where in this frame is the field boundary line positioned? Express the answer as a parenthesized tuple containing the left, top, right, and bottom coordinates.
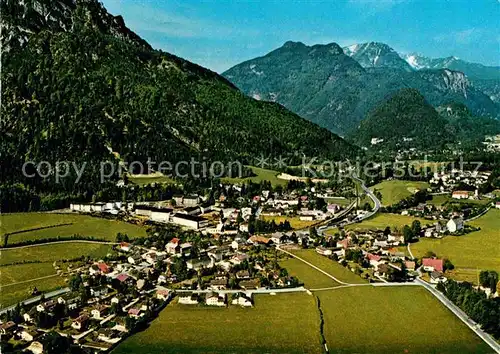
(3, 222, 74, 237)
(0, 274, 60, 288)
(1, 239, 118, 250)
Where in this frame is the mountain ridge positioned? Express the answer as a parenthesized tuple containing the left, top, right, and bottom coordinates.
(223, 41, 499, 134)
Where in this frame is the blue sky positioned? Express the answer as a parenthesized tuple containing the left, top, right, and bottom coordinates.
(102, 0, 500, 73)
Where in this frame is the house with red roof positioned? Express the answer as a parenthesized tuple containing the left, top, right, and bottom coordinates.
(405, 261, 416, 271)
(366, 253, 383, 267)
(116, 273, 131, 283)
(156, 289, 171, 301)
(128, 308, 142, 318)
(97, 262, 111, 274)
(422, 258, 444, 272)
(336, 239, 351, 249)
(166, 237, 181, 254)
(119, 242, 132, 252)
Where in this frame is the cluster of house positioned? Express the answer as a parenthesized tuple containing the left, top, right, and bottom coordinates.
(314, 233, 450, 284)
(3, 230, 292, 352)
(482, 135, 500, 152)
(429, 170, 491, 193)
(258, 194, 341, 222)
(0, 265, 174, 353)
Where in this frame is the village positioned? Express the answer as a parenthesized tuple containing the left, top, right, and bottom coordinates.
(1, 171, 499, 353)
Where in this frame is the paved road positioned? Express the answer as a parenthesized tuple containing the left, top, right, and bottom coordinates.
(407, 244, 415, 259)
(172, 287, 307, 294)
(0, 287, 70, 315)
(416, 278, 500, 353)
(351, 174, 381, 219)
(465, 206, 491, 222)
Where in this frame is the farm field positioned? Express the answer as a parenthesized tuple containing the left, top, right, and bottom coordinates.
(0, 213, 147, 246)
(290, 249, 366, 284)
(318, 286, 491, 354)
(411, 209, 500, 277)
(370, 180, 429, 206)
(1, 242, 114, 308)
(1, 275, 67, 309)
(280, 257, 339, 288)
(114, 293, 322, 354)
(346, 213, 428, 232)
(0, 242, 113, 265)
(260, 215, 317, 230)
(222, 166, 287, 186)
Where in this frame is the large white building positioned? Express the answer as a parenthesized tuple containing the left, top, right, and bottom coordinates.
(172, 213, 208, 230)
(70, 203, 105, 213)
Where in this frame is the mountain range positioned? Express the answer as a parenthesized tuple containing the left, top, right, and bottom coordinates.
(0, 0, 354, 192)
(223, 41, 500, 135)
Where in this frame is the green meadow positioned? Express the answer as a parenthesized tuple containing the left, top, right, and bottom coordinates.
(0, 212, 146, 246)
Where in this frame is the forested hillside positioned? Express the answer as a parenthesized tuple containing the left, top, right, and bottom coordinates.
(351, 89, 500, 149)
(0, 0, 355, 198)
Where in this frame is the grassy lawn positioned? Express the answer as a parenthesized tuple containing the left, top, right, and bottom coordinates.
(324, 197, 352, 206)
(0, 263, 57, 285)
(290, 249, 366, 284)
(0, 242, 113, 265)
(280, 257, 339, 288)
(370, 180, 429, 206)
(428, 194, 450, 206)
(346, 213, 429, 232)
(260, 215, 317, 230)
(128, 172, 176, 186)
(222, 166, 287, 186)
(411, 209, 500, 279)
(0, 213, 147, 245)
(114, 293, 322, 354)
(318, 286, 491, 354)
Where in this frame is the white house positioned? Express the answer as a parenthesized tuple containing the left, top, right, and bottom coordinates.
(316, 246, 332, 256)
(232, 294, 253, 307)
(156, 289, 171, 301)
(446, 217, 464, 233)
(186, 256, 214, 270)
(452, 191, 469, 199)
(178, 293, 199, 305)
(205, 293, 226, 307)
(430, 271, 447, 284)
